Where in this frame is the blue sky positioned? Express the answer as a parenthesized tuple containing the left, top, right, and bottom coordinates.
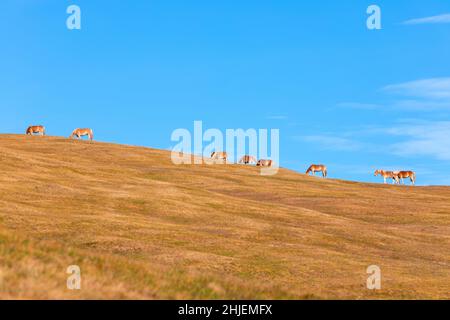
(1, 0, 450, 185)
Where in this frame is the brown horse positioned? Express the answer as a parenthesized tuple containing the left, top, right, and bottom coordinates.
(396, 171, 416, 185)
(374, 169, 400, 184)
(257, 159, 273, 167)
(306, 164, 327, 178)
(26, 125, 45, 136)
(210, 152, 227, 163)
(70, 128, 94, 141)
(239, 155, 257, 165)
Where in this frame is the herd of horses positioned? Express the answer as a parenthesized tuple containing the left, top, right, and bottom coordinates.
(26, 125, 94, 140)
(209, 152, 416, 185)
(374, 169, 416, 185)
(24, 125, 416, 185)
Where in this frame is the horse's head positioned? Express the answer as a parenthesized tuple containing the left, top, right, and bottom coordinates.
(374, 169, 380, 176)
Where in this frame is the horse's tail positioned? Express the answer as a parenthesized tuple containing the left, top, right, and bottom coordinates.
(323, 167, 328, 177)
(42, 126, 46, 135)
(90, 129, 94, 140)
(411, 171, 416, 184)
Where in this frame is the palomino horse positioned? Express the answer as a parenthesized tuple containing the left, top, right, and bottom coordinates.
(396, 171, 416, 185)
(26, 125, 45, 136)
(306, 164, 327, 178)
(70, 128, 94, 141)
(257, 159, 273, 167)
(239, 155, 257, 165)
(374, 170, 400, 184)
(210, 152, 227, 163)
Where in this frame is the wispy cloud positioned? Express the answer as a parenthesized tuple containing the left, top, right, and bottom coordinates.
(299, 135, 363, 151)
(336, 102, 382, 110)
(391, 99, 450, 110)
(298, 119, 450, 161)
(381, 121, 450, 160)
(266, 115, 288, 120)
(339, 78, 450, 112)
(383, 78, 450, 100)
(403, 13, 450, 25)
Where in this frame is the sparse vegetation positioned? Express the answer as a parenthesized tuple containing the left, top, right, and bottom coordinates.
(0, 134, 449, 299)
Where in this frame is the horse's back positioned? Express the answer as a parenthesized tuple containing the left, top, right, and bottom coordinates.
(398, 170, 414, 178)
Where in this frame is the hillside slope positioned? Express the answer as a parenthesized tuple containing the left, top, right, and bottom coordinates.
(0, 134, 449, 299)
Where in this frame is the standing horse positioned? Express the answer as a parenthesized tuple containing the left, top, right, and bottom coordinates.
(210, 152, 227, 163)
(306, 164, 327, 178)
(396, 171, 416, 185)
(70, 128, 94, 141)
(257, 159, 273, 167)
(26, 125, 45, 136)
(374, 170, 400, 184)
(239, 155, 257, 165)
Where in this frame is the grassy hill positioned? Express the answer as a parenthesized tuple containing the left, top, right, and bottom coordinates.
(0, 134, 449, 299)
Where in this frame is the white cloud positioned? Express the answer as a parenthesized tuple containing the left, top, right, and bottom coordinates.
(299, 135, 363, 151)
(266, 115, 288, 120)
(382, 121, 450, 160)
(383, 78, 450, 100)
(338, 78, 450, 112)
(337, 99, 450, 111)
(336, 102, 382, 110)
(392, 99, 450, 110)
(299, 120, 450, 161)
(403, 13, 450, 25)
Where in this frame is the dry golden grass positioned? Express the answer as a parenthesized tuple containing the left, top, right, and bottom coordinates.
(0, 134, 449, 299)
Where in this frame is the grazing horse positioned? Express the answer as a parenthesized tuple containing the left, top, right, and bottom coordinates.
(396, 171, 416, 185)
(239, 155, 257, 165)
(257, 159, 273, 167)
(306, 164, 327, 178)
(70, 128, 94, 141)
(374, 169, 400, 184)
(210, 152, 227, 163)
(26, 125, 45, 136)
